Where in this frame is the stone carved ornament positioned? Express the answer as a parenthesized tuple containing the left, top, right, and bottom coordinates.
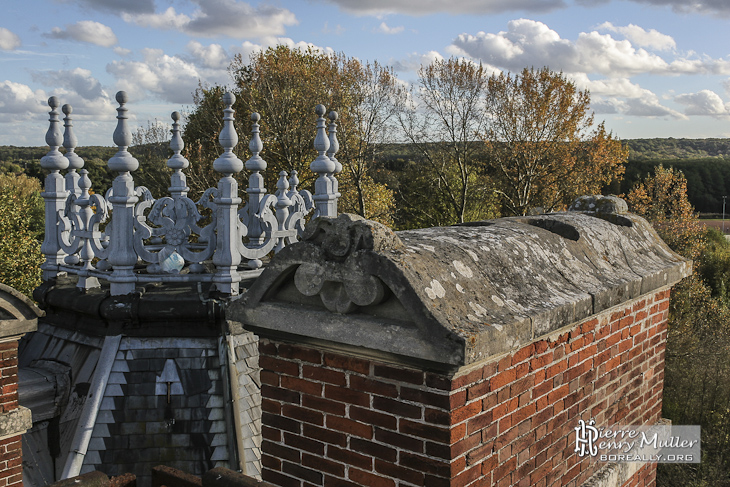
(292, 214, 404, 314)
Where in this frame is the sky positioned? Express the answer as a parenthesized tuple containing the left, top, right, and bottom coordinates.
(0, 0, 729, 146)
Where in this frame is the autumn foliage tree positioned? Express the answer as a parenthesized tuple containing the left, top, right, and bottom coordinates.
(627, 165, 730, 485)
(396, 58, 499, 226)
(626, 164, 703, 260)
(0, 174, 44, 297)
(183, 46, 398, 225)
(482, 67, 627, 216)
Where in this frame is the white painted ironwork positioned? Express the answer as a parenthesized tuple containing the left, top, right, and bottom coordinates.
(327, 110, 342, 201)
(40, 91, 334, 296)
(310, 104, 336, 219)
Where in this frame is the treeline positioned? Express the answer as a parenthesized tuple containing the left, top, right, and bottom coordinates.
(621, 158, 730, 214)
(5, 137, 730, 215)
(0, 145, 166, 196)
(627, 138, 730, 160)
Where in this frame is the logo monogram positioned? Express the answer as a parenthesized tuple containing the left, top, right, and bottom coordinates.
(575, 419, 599, 457)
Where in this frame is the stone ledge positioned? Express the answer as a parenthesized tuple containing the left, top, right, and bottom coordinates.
(0, 283, 42, 340)
(0, 406, 32, 440)
(232, 202, 690, 369)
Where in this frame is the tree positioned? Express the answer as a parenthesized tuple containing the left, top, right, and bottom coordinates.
(335, 61, 403, 225)
(130, 119, 172, 197)
(397, 58, 499, 226)
(627, 166, 730, 486)
(0, 174, 44, 297)
(183, 46, 398, 225)
(625, 164, 703, 260)
(482, 67, 627, 216)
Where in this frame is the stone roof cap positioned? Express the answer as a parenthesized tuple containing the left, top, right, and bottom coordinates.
(0, 283, 42, 340)
(231, 196, 691, 370)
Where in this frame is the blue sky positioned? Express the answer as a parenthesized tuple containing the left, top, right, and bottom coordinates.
(0, 0, 729, 146)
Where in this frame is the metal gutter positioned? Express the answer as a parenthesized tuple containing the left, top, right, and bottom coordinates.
(61, 334, 122, 477)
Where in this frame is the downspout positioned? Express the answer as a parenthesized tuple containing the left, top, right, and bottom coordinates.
(219, 335, 242, 472)
(61, 334, 122, 478)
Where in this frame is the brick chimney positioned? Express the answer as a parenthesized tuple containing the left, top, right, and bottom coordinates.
(0, 284, 41, 486)
(229, 197, 691, 487)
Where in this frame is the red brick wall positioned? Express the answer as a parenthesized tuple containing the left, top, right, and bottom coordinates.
(0, 342, 18, 415)
(259, 289, 669, 487)
(0, 340, 22, 486)
(622, 463, 656, 487)
(0, 436, 22, 486)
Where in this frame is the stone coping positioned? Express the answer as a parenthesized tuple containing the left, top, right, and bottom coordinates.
(0, 283, 42, 340)
(231, 198, 691, 369)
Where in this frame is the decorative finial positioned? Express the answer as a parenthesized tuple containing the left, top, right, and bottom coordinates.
(168, 111, 187, 169)
(311, 104, 333, 174)
(213, 92, 243, 175)
(108, 91, 139, 173)
(327, 110, 342, 186)
(277, 170, 292, 206)
(40, 96, 68, 171)
(62, 104, 84, 172)
(289, 170, 300, 193)
(116, 91, 128, 105)
(168, 110, 190, 197)
(245, 112, 265, 173)
(310, 104, 337, 218)
(327, 111, 339, 158)
(78, 168, 92, 201)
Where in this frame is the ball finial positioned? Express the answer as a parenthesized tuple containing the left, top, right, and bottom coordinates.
(251, 112, 260, 123)
(171, 111, 181, 122)
(48, 96, 59, 109)
(115, 91, 128, 104)
(315, 104, 326, 117)
(62, 104, 73, 115)
(329, 111, 338, 122)
(222, 92, 235, 106)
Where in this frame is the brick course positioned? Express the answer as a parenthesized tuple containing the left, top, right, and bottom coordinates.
(0, 340, 23, 487)
(259, 289, 670, 487)
(0, 343, 18, 415)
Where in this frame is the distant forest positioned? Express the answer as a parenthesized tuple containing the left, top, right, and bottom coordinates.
(620, 138, 730, 214)
(3, 137, 730, 214)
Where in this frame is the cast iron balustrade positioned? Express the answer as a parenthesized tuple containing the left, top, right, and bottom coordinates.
(39, 91, 341, 296)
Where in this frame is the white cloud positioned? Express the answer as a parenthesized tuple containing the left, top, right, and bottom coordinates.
(59, 0, 155, 14)
(107, 49, 205, 104)
(45, 21, 118, 47)
(114, 47, 132, 57)
(106, 39, 335, 105)
(377, 22, 404, 34)
(0, 77, 116, 143)
(0, 78, 115, 132)
(105, 47, 246, 104)
(233, 37, 334, 59)
(124, 6, 190, 31)
(123, 0, 298, 38)
(0, 81, 46, 116)
(569, 73, 686, 119)
(392, 51, 445, 72)
(0, 28, 21, 51)
(31, 68, 106, 101)
(232, 41, 265, 63)
(597, 22, 675, 51)
(187, 41, 231, 69)
(449, 19, 730, 78)
(623, 97, 686, 118)
(593, 96, 686, 119)
(623, 0, 730, 17)
(675, 90, 730, 117)
(317, 0, 565, 15)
